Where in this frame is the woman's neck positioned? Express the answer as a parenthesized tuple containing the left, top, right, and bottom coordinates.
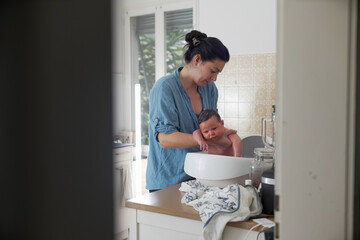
(179, 65, 197, 93)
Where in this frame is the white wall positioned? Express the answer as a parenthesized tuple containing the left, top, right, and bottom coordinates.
(198, 0, 276, 55)
(198, 0, 277, 138)
(276, 0, 355, 239)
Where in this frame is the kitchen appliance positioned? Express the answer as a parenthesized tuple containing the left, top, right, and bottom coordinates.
(260, 105, 275, 215)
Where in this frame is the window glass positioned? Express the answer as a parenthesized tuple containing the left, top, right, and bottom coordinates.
(131, 9, 193, 146)
(131, 14, 155, 145)
(165, 9, 193, 74)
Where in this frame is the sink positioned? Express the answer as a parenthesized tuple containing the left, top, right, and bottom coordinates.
(184, 152, 252, 188)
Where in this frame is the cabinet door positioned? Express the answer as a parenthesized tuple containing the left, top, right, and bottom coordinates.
(114, 146, 134, 239)
(114, 146, 133, 163)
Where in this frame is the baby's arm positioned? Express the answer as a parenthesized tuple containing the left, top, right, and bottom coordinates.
(228, 134, 243, 157)
(192, 129, 208, 152)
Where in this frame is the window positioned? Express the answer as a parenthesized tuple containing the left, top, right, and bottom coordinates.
(131, 14, 155, 145)
(165, 9, 193, 74)
(129, 7, 193, 147)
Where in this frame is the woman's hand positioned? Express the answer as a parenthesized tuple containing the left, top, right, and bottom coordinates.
(192, 129, 208, 152)
(199, 140, 208, 152)
(223, 127, 237, 137)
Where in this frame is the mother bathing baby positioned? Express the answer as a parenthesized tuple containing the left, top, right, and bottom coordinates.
(146, 30, 243, 192)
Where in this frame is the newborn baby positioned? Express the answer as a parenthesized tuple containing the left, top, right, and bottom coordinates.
(193, 109, 243, 157)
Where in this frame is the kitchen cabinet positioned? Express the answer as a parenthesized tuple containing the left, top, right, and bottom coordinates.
(114, 145, 134, 240)
(126, 184, 270, 240)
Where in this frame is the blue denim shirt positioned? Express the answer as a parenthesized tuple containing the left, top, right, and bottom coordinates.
(146, 67, 218, 190)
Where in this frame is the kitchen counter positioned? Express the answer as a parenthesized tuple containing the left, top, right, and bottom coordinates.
(125, 183, 273, 240)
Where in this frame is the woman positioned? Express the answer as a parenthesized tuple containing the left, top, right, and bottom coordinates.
(146, 30, 230, 192)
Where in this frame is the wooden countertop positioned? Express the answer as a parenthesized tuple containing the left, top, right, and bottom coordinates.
(125, 183, 273, 231)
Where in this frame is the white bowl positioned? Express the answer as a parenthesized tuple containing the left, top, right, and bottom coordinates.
(184, 152, 252, 188)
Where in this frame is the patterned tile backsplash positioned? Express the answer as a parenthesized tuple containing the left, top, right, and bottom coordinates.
(216, 53, 276, 138)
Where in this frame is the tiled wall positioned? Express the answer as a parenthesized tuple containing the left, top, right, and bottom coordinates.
(216, 53, 276, 138)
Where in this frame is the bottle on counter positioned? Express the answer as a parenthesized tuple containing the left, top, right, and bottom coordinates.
(245, 179, 252, 186)
(249, 147, 274, 189)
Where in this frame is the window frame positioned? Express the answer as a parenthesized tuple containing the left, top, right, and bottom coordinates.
(124, 1, 197, 134)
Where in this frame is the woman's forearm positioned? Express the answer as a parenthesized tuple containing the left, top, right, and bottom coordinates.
(158, 131, 199, 149)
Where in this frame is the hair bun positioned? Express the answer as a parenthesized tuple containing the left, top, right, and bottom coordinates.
(185, 30, 207, 45)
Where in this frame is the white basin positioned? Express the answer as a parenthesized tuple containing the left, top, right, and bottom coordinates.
(184, 152, 252, 188)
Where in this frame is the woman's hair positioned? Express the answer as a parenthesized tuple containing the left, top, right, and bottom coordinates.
(183, 30, 230, 64)
(198, 109, 221, 124)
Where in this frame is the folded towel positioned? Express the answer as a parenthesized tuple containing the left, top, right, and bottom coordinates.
(179, 180, 262, 240)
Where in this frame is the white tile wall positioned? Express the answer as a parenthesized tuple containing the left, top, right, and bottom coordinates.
(216, 53, 276, 138)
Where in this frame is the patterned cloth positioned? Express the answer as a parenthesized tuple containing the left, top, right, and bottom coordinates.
(179, 180, 262, 240)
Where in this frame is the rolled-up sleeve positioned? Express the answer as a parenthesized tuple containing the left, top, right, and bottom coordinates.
(149, 83, 179, 141)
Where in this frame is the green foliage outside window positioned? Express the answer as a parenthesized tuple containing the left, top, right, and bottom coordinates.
(166, 29, 190, 74)
(138, 34, 155, 145)
(138, 29, 191, 145)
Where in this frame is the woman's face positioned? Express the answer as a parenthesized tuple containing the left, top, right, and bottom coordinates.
(199, 116, 225, 142)
(192, 55, 226, 87)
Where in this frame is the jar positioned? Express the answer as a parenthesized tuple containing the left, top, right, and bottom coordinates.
(249, 147, 274, 189)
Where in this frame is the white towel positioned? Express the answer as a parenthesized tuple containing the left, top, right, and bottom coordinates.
(115, 161, 133, 207)
(179, 180, 262, 240)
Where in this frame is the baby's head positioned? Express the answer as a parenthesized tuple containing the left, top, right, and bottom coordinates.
(198, 109, 225, 141)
